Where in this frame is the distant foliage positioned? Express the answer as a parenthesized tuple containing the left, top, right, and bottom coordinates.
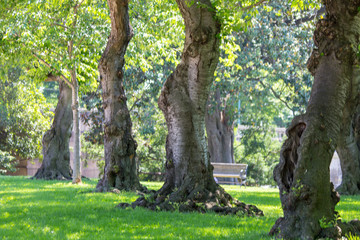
(134, 100, 167, 180)
(0, 150, 16, 174)
(235, 128, 282, 186)
(0, 67, 52, 160)
(80, 135, 104, 178)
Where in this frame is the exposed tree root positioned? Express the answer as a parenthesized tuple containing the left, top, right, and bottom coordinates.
(32, 167, 72, 180)
(118, 184, 263, 217)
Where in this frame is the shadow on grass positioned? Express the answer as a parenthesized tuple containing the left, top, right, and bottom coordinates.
(3, 176, 358, 240)
(0, 176, 280, 240)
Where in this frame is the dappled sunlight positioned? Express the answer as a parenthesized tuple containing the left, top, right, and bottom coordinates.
(1, 176, 359, 239)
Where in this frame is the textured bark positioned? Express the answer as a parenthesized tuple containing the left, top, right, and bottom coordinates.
(33, 80, 73, 180)
(71, 71, 81, 184)
(96, 0, 142, 192)
(206, 89, 235, 184)
(128, 0, 263, 217)
(336, 106, 360, 195)
(270, 1, 360, 239)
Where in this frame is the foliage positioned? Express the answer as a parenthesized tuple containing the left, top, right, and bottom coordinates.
(234, 129, 281, 186)
(41, 81, 60, 108)
(81, 84, 104, 145)
(133, 98, 167, 180)
(1, 176, 359, 239)
(80, 135, 104, 178)
(0, 150, 16, 174)
(127, 0, 183, 72)
(1, 0, 110, 93)
(347, 232, 360, 240)
(0, 66, 52, 159)
(124, 0, 182, 178)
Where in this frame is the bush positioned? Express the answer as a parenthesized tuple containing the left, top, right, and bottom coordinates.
(0, 67, 52, 159)
(0, 150, 16, 174)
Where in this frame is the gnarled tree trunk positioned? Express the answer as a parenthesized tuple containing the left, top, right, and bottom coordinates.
(336, 105, 360, 195)
(33, 80, 73, 180)
(206, 89, 235, 184)
(96, 0, 142, 192)
(129, 0, 262, 217)
(270, 1, 360, 239)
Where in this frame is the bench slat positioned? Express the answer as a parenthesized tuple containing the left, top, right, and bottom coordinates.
(211, 162, 247, 186)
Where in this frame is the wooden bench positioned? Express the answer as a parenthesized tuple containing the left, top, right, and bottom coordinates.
(211, 162, 247, 186)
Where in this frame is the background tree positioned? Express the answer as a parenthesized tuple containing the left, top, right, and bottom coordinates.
(1, 0, 109, 182)
(270, 0, 360, 238)
(206, 0, 316, 185)
(336, 105, 360, 195)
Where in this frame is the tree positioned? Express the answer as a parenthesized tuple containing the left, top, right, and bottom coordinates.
(206, 89, 236, 184)
(2, 0, 109, 182)
(270, 0, 360, 238)
(128, 0, 262, 216)
(33, 77, 73, 180)
(96, 0, 143, 192)
(336, 105, 360, 195)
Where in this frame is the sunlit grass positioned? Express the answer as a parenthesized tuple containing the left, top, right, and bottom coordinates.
(0, 176, 359, 239)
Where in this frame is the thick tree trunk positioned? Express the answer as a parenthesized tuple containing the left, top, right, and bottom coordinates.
(336, 106, 360, 195)
(71, 71, 81, 184)
(129, 0, 262, 217)
(270, 1, 360, 239)
(206, 89, 235, 184)
(33, 80, 73, 180)
(96, 0, 142, 192)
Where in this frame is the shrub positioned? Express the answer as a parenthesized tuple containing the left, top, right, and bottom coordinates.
(0, 150, 16, 174)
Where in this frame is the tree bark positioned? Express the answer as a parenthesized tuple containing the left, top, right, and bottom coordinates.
(71, 70, 81, 184)
(270, 1, 360, 239)
(336, 105, 360, 195)
(206, 89, 235, 184)
(96, 0, 142, 192)
(129, 0, 262, 217)
(33, 80, 73, 180)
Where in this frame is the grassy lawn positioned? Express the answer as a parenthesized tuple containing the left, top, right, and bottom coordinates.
(0, 176, 359, 239)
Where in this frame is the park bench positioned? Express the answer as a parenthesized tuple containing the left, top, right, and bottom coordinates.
(211, 162, 247, 186)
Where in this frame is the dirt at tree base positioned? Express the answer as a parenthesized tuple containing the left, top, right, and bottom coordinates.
(117, 185, 264, 217)
(32, 168, 72, 180)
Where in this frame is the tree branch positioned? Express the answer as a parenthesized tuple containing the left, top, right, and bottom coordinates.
(241, 0, 268, 11)
(51, 22, 69, 29)
(129, 92, 147, 112)
(249, 77, 295, 113)
(284, 6, 325, 26)
(31, 51, 73, 87)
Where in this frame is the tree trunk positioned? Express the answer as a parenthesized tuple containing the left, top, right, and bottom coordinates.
(270, 1, 360, 239)
(33, 80, 73, 180)
(336, 105, 360, 195)
(129, 0, 262, 217)
(96, 0, 142, 192)
(206, 89, 235, 184)
(71, 70, 81, 184)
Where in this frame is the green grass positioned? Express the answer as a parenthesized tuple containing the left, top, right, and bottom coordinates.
(0, 176, 359, 240)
